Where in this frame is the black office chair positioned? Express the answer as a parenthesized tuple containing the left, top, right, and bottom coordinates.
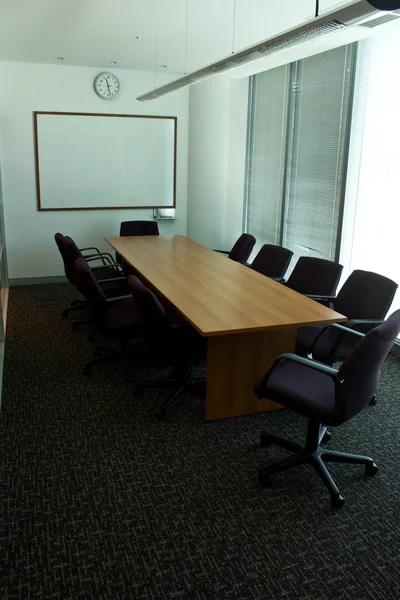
(128, 275, 207, 421)
(215, 234, 256, 264)
(74, 257, 140, 375)
(116, 221, 159, 265)
(55, 233, 127, 319)
(249, 244, 293, 281)
(284, 256, 343, 296)
(254, 310, 400, 508)
(297, 270, 398, 363)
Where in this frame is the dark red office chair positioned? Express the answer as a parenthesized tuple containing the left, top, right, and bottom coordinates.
(215, 234, 256, 264)
(297, 270, 398, 362)
(128, 275, 207, 421)
(116, 221, 159, 266)
(249, 244, 293, 280)
(284, 256, 343, 296)
(255, 310, 400, 508)
(73, 257, 139, 375)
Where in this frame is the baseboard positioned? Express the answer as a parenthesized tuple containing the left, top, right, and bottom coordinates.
(10, 275, 67, 286)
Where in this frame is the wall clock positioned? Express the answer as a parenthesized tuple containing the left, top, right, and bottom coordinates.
(93, 72, 120, 100)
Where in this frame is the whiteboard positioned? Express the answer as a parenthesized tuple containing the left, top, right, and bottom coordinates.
(34, 112, 177, 211)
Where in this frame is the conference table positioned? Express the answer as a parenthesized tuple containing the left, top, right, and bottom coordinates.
(105, 235, 346, 421)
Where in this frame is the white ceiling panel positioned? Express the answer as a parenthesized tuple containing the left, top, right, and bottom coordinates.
(0, 0, 316, 74)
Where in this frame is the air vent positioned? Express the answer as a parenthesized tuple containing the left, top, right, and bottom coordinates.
(259, 20, 345, 56)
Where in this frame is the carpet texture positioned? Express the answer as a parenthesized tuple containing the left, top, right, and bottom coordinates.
(1, 283, 400, 600)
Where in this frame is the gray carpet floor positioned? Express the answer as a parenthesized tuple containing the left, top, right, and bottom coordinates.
(1, 283, 400, 600)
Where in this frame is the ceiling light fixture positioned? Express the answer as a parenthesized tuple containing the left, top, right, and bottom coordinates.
(137, 0, 400, 101)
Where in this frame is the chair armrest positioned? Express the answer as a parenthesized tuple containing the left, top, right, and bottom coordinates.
(346, 319, 383, 330)
(330, 323, 365, 337)
(277, 353, 340, 376)
(85, 253, 114, 266)
(306, 294, 337, 301)
(256, 352, 340, 398)
(213, 249, 229, 255)
(306, 323, 363, 358)
(105, 294, 132, 303)
(80, 246, 101, 254)
(97, 276, 128, 284)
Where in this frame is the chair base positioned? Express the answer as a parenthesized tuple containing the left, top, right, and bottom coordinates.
(62, 301, 85, 318)
(258, 420, 377, 508)
(83, 346, 121, 376)
(134, 366, 206, 420)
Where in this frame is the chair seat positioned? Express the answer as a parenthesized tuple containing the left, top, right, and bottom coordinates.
(105, 300, 142, 334)
(296, 326, 361, 363)
(255, 360, 336, 424)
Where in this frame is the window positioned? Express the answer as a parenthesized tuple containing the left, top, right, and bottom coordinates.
(244, 44, 357, 266)
(340, 31, 400, 325)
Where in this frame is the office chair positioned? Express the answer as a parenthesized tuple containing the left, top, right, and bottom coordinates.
(116, 220, 159, 265)
(128, 275, 207, 421)
(215, 233, 256, 264)
(297, 270, 398, 363)
(249, 244, 293, 281)
(255, 310, 400, 508)
(73, 257, 140, 375)
(284, 256, 343, 296)
(55, 233, 127, 318)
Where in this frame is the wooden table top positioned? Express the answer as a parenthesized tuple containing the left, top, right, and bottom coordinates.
(105, 235, 346, 337)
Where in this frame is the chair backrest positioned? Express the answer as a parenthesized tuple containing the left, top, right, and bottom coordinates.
(116, 221, 160, 264)
(229, 234, 256, 263)
(250, 244, 293, 279)
(54, 232, 70, 279)
(335, 269, 398, 320)
(127, 275, 169, 355)
(74, 257, 108, 325)
(62, 236, 85, 285)
(285, 256, 343, 296)
(120, 221, 159, 237)
(334, 310, 400, 424)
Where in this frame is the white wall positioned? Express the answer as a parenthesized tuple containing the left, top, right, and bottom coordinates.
(0, 61, 189, 279)
(187, 76, 248, 250)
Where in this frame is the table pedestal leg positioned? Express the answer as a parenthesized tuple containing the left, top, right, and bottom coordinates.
(205, 328, 297, 421)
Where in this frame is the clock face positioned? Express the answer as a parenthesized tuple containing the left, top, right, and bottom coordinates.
(94, 72, 120, 99)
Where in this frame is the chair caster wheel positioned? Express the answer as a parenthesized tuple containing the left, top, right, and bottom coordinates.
(155, 408, 167, 421)
(369, 395, 377, 406)
(260, 432, 272, 448)
(83, 367, 91, 377)
(331, 494, 345, 509)
(62, 310, 68, 319)
(258, 472, 272, 488)
(321, 431, 332, 444)
(365, 461, 378, 475)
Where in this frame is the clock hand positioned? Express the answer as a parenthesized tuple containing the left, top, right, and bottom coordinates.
(106, 79, 111, 93)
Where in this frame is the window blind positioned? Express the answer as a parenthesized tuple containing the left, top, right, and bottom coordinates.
(282, 45, 356, 266)
(244, 65, 290, 255)
(244, 44, 356, 269)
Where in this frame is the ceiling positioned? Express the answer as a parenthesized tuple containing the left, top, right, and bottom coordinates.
(0, 0, 350, 78)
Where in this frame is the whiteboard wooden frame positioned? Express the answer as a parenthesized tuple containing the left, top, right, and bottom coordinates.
(33, 111, 177, 211)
